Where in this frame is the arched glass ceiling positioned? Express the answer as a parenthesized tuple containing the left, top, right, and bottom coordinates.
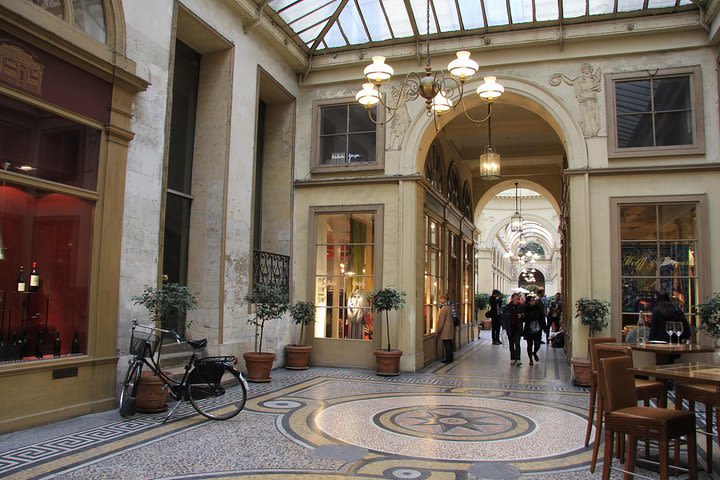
(263, 0, 697, 53)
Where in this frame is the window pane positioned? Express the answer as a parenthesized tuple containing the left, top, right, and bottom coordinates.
(321, 106, 347, 135)
(338, 1, 371, 44)
(617, 0, 644, 11)
(358, 0, 393, 41)
(484, 0, 510, 26)
(381, 0, 414, 37)
(348, 104, 375, 132)
(535, 0, 559, 21)
(324, 21, 347, 48)
(0, 184, 94, 361)
(72, 0, 106, 43)
(509, 0, 534, 23)
(622, 277, 657, 312)
(458, 0, 485, 29)
(409, 0, 437, 34)
(32, 0, 63, 17)
(434, 0, 461, 32)
(653, 76, 691, 111)
(162, 193, 191, 286)
(617, 114, 653, 148)
(0, 94, 100, 191)
(350, 213, 374, 243)
(320, 136, 347, 165)
(659, 204, 695, 240)
(621, 243, 657, 277)
(562, 0, 585, 18)
(655, 112, 692, 146)
(348, 133, 376, 164)
(659, 242, 695, 277)
(588, 0, 613, 15)
(616, 80, 651, 114)
(620, 205, 657, 240)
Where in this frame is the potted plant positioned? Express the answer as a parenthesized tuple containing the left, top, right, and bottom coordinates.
(130, 279, 198, 411)
(571, 297, 610, 386)
(370, 286, 406, 376)
(475, 293, 491, 330)
(698, 292, 720, 350)
(244, 285, 289, 382)
(285, 300, 315, 370)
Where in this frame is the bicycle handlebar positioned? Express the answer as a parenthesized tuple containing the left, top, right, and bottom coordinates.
(131, 320, 181, 343)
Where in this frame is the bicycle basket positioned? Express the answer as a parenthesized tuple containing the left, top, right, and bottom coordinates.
(129, 324, 158, 357)
(188, 357, 230, 385)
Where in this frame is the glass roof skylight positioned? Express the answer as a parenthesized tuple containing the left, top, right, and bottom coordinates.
(265, 0, 696, 53)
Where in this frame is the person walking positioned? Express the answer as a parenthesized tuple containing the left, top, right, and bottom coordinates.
(489, 289, 503, 345)
(546, 293, 562, 342)
(502, 293, 524, 366)
(523, 295, 546, 365)
(437, 293, 455, 363)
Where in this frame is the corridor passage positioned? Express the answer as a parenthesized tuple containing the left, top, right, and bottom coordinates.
(0, 333, 704, 479)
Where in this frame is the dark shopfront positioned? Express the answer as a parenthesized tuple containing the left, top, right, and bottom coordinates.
(0, 24, 146, 432)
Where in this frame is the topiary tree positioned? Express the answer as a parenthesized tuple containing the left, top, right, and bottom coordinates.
(698, 292, 720, 340)
(575, 297, 610, 336)
(131, 280, 198, 330)
(370, 286, 406, 352)
(289, 300, 315, 346)
(245, 285, 289, 353)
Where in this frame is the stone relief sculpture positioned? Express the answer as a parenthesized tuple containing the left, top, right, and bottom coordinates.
(549, 63, 602, 137)
(387, 84, 411, 150)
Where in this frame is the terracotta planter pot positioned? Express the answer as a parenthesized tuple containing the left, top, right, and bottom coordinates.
(243, 352, 276, 383)
(135, 370, 168, 413)
(285, 344, 312, 370)
(374, 349, 402, 376)
(570, 357, 592, 387)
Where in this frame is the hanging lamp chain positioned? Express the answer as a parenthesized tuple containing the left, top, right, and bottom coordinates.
(425, 0, 431, 69)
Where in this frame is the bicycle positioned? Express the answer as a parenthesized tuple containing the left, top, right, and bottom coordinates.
(119, 321, 248, 422)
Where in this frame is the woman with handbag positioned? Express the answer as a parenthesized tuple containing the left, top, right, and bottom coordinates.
(523, 295, 546, 365)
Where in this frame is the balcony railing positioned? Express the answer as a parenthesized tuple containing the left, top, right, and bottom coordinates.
(252, 250, 290, 298)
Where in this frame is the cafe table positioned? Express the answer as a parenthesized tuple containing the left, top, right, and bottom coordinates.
(631, 362, 720, 388)
(629, 342, 715, 366)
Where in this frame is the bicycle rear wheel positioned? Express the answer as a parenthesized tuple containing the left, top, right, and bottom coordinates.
(119, 360, 143, 417)
(187, 365, 246, 420)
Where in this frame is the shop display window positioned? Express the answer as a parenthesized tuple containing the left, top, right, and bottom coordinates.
(319, 103, 376, 166)
(423, 216, 442, 335)
(0, 184, 94, 362)
(619, 203, 698, 330)
(0, 94, 100, 191)
(314, 212, 375, 340)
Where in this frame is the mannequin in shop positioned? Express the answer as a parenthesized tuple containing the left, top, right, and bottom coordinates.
(347, 287, 366, 339)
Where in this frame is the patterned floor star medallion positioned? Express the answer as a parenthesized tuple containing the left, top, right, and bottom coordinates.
(378, 405, 533, 441)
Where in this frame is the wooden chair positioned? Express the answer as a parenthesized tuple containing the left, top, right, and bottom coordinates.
(674, 383, 719, 473)
(599, 355, 697, 480)
(585, 336, 617, 447)
(589, 344, 668, 473)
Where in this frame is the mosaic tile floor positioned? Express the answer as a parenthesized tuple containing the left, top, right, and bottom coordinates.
(0, 332, 714, 479)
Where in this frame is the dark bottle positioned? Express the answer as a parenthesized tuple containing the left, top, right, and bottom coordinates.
(71, 333, 80, 354)
(29, 262, 40, 292)
(17, 266, 26, 292)
(35, 330, 44, 359)
(53, 332, 61, 357)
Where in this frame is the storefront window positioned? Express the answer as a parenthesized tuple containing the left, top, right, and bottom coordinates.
(318, 103, 377, 166)
(0, 93, 99, 363)
(424, 216, 442, 335)
(314, 212, 375, 340)
(463, 242, 473, 325)
(619, 203, 698, 329)
(0, 185, 94, 362)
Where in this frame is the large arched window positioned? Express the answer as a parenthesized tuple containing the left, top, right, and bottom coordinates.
(424, 143, 443, 193)
(30, 0, 107, 44)
(447, 162, 460, 208)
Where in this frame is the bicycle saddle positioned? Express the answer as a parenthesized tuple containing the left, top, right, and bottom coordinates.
(188, 339, 207, 349)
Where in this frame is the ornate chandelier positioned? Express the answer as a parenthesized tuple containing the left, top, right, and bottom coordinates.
(355, 0, 503, 126)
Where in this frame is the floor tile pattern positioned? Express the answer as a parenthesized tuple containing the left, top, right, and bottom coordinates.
(0, 333, 713, 479)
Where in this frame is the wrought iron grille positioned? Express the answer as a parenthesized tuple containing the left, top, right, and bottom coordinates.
(252, 250, 290, 298)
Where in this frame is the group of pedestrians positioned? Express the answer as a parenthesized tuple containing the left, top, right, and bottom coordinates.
(486, 289, 563, 367)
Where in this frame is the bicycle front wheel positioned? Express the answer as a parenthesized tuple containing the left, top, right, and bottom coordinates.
(187, 366, 247, 420)
(119, 360, 143, 417)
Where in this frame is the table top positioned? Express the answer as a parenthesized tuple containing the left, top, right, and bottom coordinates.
(628, 342, 715, 354)
(631, 362, 720, 386)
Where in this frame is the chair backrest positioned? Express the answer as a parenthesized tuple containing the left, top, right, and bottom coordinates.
(588, 336, 617, 372)
(599, 355, 638, 412)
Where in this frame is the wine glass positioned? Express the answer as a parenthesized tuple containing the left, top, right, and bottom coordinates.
(666, 321, 675, 344)
(674, 321, 684, 345)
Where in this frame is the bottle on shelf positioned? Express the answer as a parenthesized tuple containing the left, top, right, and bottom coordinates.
(53, 332, 61, 357)
(71, 332, 80, 354)
(35, 330, 44, 359)
(29, 262, 40, 292)
(17, 266, 25, 292)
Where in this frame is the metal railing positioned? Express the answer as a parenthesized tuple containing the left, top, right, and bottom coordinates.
(252, 250, 290, 298)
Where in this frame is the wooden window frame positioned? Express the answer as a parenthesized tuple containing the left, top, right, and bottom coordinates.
(605, 66, 704, 159)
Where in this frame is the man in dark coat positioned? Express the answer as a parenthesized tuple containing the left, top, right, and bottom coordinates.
(489, 289, 503, 345)
(502, 293, 524, 366)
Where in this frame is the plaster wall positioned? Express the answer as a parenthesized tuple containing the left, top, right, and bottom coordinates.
(120, 0, 299, 366)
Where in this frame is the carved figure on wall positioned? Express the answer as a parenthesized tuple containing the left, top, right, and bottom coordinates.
(387, 84, 411, 150)
(549, 63, 602, 137)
